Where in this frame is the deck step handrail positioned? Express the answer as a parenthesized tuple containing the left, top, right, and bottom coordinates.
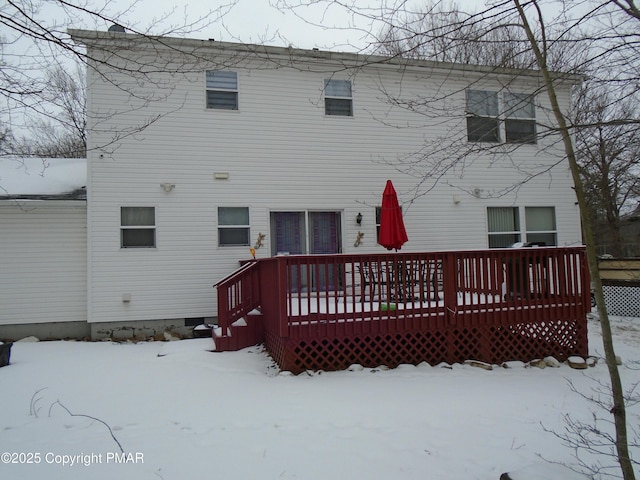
(214, 260, 261, 333)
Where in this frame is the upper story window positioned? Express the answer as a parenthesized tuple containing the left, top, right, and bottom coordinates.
(206, 71, 238, 110)
(218, 207, 250, 246)
(504, 93, 536, 144)
(466, 90, 499, 142)
(121, 207, 156, 248)
(467, 90, 537, 144)
(324, 79, 353, 116)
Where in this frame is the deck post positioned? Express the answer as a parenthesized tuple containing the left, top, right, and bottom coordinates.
(442, 252, 458, 327)
(277, 257, 289, 338)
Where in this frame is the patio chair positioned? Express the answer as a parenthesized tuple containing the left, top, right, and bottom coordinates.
(358, 261, 389, 301)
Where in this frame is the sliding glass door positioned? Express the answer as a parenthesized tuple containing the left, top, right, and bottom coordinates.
(271, 211, 342, 291)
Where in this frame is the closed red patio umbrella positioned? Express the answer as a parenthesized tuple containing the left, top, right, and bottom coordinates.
(378, 179, 408, 251)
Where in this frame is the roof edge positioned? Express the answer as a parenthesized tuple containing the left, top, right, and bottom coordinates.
(68, 29, 585, 84)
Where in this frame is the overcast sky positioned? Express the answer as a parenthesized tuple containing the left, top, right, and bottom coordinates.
(60, 0, 385, 51)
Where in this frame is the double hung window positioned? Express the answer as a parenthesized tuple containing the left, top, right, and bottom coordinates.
(121, 207, 156, 248)
(466, 90, 500, 142)
(487, 207, 520, 248)
(206, 71, 238, 110)
(525, 207, 556, 246)
(466, 90, 537, 144)
(324, 79, 353, 116)
(504, 93, 536, 144)
(218, 207, 250, 246)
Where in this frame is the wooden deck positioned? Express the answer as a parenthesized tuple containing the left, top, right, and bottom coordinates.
(214, 248, 590, 374)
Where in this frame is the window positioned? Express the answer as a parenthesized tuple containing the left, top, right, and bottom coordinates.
(206, 71, 238, 110)
(121, 207, 155, 248)
(487, 207, 520, 248)
(525, 207, 556, 246)
(324, 79, 353, 116)
(466, 90, 537, 144)
(466, 90, 499, 142)
(218, 207, 250, 246)
(505, 93, 536, 144)
(487, 206, 557, 248)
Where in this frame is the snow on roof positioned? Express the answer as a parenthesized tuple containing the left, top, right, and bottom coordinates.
(0, 157, 86, 199)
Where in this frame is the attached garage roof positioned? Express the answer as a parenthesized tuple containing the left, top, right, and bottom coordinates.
(0, 157, 86, 200)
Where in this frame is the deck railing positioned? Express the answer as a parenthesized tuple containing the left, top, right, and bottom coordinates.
(215, 247, 589, 371)
(215, 247, 589, 336)
(214, 260, 261, 334)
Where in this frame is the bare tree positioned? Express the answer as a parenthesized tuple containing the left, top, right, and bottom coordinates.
(0, 0, 237, 156)
(275, 0, 639, 478)
(375, 1, 537, 69)
(512, 2, 636, 478)
(376, 1, 640, 258)
(10, 64, 86, 157)
(574, 85, 640, 257)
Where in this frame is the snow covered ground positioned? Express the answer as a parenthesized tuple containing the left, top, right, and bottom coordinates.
(1, 315, 638, 480)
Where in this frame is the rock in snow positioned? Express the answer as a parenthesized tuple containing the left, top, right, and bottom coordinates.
(163, 331, 181, 342)
(464, 360, 493, 370)
(543, 356, 562, 368)
(529, 359, 546, 369)
(501, 361, 526, 369)
(568, 356, 588, 369)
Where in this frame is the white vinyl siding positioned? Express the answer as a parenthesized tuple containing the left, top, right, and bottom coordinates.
(83, 39, 581, 324)
(0, 204, 87, 325)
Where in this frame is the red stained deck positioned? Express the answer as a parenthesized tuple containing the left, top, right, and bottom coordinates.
(213, 248, 589, 374)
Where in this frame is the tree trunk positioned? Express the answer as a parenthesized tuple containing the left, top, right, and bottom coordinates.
(514, 2, 636, 479)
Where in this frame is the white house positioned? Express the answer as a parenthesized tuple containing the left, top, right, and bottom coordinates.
(0, 157, 88, 339)
(1, 29, 583, 340)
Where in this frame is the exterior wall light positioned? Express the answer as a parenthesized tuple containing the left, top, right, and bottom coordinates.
(356, 212, 363, 225)
(160, 183, 175, 192)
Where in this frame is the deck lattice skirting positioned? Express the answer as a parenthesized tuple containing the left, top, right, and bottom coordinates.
(264, 319, 586, 374)
(214, 248, 589, 374)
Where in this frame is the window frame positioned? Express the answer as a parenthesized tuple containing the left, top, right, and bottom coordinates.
(525, 206, 557, 246)
(218, 206, 250, 247)
(466, 90, 500, 143)
(487, 207, 521, 248)
(120, 206, 156, 249)
(487, 206, 557, 248)
(504, 92, 537, 144)
(205, 70, 239, 110)
(466, 89, 537, 144)
(324, 79, 353, 116)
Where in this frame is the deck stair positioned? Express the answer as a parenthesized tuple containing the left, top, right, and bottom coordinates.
(212, 309, 265, 351)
